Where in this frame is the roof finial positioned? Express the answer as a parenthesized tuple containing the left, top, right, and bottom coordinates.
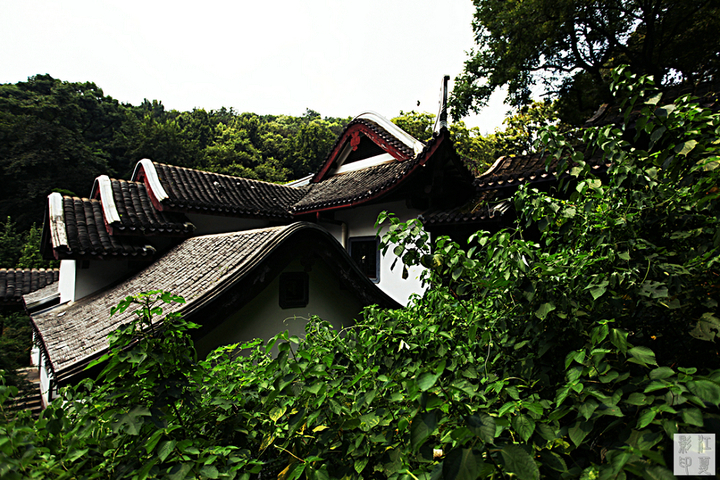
(439, 75, 450, 130)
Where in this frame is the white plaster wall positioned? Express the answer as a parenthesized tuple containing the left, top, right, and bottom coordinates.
(334, 200, 428, 306)
(195, 259, 362, 358)
(74, 260, 134, 302)
(59, 260, 76, 303)
(39, 353, 53, 407)
(187, 213, 270, 235)
(30, 332, 40, 367)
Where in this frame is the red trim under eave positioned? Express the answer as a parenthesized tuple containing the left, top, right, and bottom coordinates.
(312, 123, 413, 183)
(134, 166, 166, 212)
(296, 130, 448, 216)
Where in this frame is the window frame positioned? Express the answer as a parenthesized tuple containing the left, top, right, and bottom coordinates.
(348, 236, 380, 283)
(279, 272, 309, 309)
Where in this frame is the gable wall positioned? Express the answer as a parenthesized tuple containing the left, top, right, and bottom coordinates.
(194, 258, 362, 358)
(329, 200, 427, 306)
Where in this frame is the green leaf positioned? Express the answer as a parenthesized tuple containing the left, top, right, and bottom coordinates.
(539, 451, 567, 473)
(467, 414, 496, 444)
(168, 463, 193, 480)
(158, 440, 177, 462)
(354, 458, 368, 474)
(625, 393, 650, 406)
(649, 367, 674, 380)
(610, 328, 628, 353)
(568, 421, 592, 447)
(410, 411, 438, 451)
(637, 408, 657, 428)
(535, 302, 556, 320)
(443, 448, 480, 480)
(681, 407, 704, 426)
(512, 414, 536, 442)
(675, 140, 697, 156)
(643, 465, 676, 480)
(687, 380, 720, 406)
(417, 371, 442, 391)
(200, 465, 220, 479)
(589, 281, 608, 300)
(500, 445, 540, 480)
(627, 346, 657, 367)
(578, 399, 598, 420)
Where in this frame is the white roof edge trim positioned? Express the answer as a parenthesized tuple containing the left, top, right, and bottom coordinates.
(284, 174, 314, 187)
(96, 175, 121, 224)
(355, 111, 425, 156)
(48, 192, 68, 248)
(132, 159, 169, 202)
(479, 155, 507, 178)
(333, 153, 396, 176)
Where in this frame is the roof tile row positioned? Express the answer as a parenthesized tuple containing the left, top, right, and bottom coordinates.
(62, 197, 155, 258)
(109, 179, 193, 235)
(0, 269, 59, 303)
(154, 163, 308, 219)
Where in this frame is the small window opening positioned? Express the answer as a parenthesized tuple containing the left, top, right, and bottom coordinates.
(279, 272, 309, 309)
(349, 237, 380, 283)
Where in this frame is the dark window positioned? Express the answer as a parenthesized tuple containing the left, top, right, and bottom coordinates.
(279, 272, 309, 309)
(349, 237, 380, 283)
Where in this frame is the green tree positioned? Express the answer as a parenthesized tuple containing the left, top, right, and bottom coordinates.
(451, 0, 720, 124)
(0, 217, 22, 268)
(16, 224, 53, 269)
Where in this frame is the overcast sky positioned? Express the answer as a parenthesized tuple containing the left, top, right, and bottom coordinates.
(1, 0, 512, 133)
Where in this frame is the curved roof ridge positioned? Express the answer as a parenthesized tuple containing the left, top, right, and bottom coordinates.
(131, 159, 170, 202)
(355, 111, 425, 155)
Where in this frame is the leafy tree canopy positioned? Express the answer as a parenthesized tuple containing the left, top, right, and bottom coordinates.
(451, 0, 720, 124)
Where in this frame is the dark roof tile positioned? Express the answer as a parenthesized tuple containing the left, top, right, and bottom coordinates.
(294, 129, 447, 213)
(108, 179, 194, 235)
(152, 163, 308, 219)
(52, 195, 156, 259)
(0, 269, 59, 303)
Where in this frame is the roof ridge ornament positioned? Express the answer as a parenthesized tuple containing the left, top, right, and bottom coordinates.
(95, 175, 121, 224)
(132, 159, 169, 203)
(48, 192, 68, 249)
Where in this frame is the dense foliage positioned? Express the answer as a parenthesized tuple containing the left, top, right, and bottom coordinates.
(450, 0, 720, 124)
(1, 70, 718, 479)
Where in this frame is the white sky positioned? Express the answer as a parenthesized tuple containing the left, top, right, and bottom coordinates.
(1, 0, 513, 134)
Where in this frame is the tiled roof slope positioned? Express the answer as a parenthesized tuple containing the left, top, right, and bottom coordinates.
(0, 269, 59, 304)
(422, 189, 512, 226)
(146, 162, 308, 220)
(35, 226, 285, 376)
(293, 128, 450, 213)
(100, 177, 194, 235)
(474, 152, 608, 190)
(31, 223, 399, 381)
(47, 194, 156, 260)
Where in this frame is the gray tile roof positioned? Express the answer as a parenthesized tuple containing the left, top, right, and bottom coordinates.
(107, 178, 194, 235)
(0, 269, 59, 304)
(152, 163, 308, 220)
(57, 196, 156, 259)
(421, 189, 512, 226)
(293, 128, 451, 213)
